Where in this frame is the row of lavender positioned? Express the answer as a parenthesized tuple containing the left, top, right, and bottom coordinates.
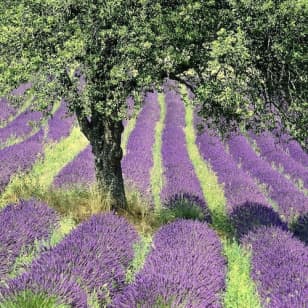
(0, 200, 226, 307)
(193, 109, 308, 306)
(0, 101, 75, 194)
(0, 83, 32, 125)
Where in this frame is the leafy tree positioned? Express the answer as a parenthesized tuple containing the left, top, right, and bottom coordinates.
(1, 0, 306, 210)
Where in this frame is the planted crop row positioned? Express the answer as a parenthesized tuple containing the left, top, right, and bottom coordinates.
(228, 134, 308, 221)
(252, 132, 308, 189)
(160, 82, 207, 214)
(0, 130, 44, 194)
(121, 92, 160, 201)
(47, 100, 75, 142)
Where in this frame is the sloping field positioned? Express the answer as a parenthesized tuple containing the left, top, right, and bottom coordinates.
(0, 83, 307, 308)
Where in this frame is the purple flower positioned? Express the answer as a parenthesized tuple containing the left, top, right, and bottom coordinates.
(242, 226, 308, 307)
(53, 145, 95, 188)
(47, 100, 75, 142)
(230, 202, 288, 239)
(252, 132, 308, 189)
(160, 82, 207, 215)
(0, 109, 42, 144)
(0, 200, 59, 282)
(195, 124, 269, 213)
(122, 92, 160, 201)
(0, 98, 16, 124)
(0, 213, 139, 307)
(228, 134, 308, 221)
(113, 220, 226, 307)
(0, 130, 44, 192)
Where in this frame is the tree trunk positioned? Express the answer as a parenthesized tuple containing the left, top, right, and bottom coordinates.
(88, 118, 127, 211)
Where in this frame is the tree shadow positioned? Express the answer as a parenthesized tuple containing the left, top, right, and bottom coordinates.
(230, 202, 288, 240)
(290, 213, 308, 245)
(159, 193, 212, 225)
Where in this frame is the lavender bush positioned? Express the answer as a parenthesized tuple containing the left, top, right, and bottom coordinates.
(0, 98, 16, 124)
(0, 213, 139, 307)
(0, 200, 59, 282)
(47, 100, 75, 142)
(195, 124, 269, 212)
(121, 92, 160, 201)
(160, 83, 207, 213)
(230, 202, 288, 239)
(281, 136, 308, 167)
(0, 129, 44, 193)
(0, 109, 42, 144)
(253, 132, 308, 189)
(113, 219, 226, 307)
(228, 134, 308, 221)
(242, 226, 308, 307)
(53, 145, 95, 188)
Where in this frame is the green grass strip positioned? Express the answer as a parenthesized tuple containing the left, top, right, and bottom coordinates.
(0, 290, 70, 308)
(222, 240, 262, 308)
(181, 85, 261, 308)
(181, 86, 228, 233)
(122, 114, 138, 157)
(0, 126, 88, 207)
(125, 234, 152, 283)
(150, 92, 166, 211)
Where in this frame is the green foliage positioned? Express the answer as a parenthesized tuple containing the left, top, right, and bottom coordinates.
(126, 235, 152, 283)
(0, 290, 69, 308)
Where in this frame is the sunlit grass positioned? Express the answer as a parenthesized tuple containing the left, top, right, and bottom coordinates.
(222, 240, 261, 308)
(150, 92, 166, 211)
(0, 291, 70, 308)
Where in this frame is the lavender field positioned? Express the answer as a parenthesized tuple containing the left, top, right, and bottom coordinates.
(0, 83, 307, 308)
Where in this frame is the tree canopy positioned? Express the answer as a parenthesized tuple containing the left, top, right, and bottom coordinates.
(1, 0, 307, 208)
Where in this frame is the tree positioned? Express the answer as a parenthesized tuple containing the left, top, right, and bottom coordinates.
(1, 0, 306, 210)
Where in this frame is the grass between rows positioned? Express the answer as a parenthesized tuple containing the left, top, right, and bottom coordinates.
(181, 86, 261, 308)
(0, 125, 88, 208)
(150, 92, 166, 211)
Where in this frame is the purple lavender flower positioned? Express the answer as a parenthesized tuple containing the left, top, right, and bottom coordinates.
(160, 83, 207, 214)
(0, 213, 139, 306)
(0, 200, 59, 282)
(0, 129, 44, 192)
(53, 145, 95, 188)
(10, 83, 32, 96)
(281, 135, 308, 167)
(253, 132, 308, 189)
(242, 226, 308, 307)
(113, 220, 226, 307)
(0, 98, 16, 124)
(122, 92, 160, 201)
(195, 124, 269, 213)
(228, 134, 308, 221)
(47, 100, 75, 142)
(230, 202, 288, 239)
(0, 109, 42, 144)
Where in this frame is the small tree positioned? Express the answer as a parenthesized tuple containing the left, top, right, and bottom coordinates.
(1, 0, 306, 210)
